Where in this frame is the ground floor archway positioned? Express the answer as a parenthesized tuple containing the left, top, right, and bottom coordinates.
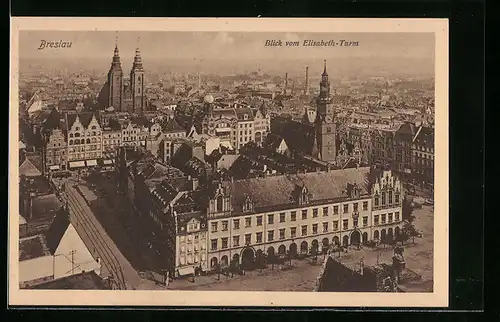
(221, 255, 229, 267)
(241, 247, 255, 268)
(312, 239, 319, 251)
(255, 249, 264, 267)
(374, 230, 380, 240)
(343, 235, 349, 246)
(362, 232, 368, 244)
(267, 246, 275, 258)
(333, 236, 340, 245)
(210, 257, 218, 269)
(289, 243, 298, 258)
(381, 229, 387, 242)
(300, 241, 308, 254)
(388, 228, 394, 240)
(233, 253, 240, 262)
(278, 244, 286, 255)
(322, 238, 329, 247)
(350, 230, 361, 245)
(395, 226, 401, 236)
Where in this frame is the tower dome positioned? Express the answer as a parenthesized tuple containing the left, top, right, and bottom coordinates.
(204, 94, 214, 104)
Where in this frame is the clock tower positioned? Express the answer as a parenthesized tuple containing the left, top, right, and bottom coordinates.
(315, 60, 337, 162)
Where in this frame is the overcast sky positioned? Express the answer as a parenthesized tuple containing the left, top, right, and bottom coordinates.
(20, 31, 434, 63)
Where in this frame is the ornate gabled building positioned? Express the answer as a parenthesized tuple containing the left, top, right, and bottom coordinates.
(369, 167, 404, 242)
(205, 167, 375, 271)
(200, 95, 271, 153)
(64, 112, 103, 169)
(106, 44, 146, 114)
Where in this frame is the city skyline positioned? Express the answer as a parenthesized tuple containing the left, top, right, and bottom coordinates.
(19, 31, 435, 76)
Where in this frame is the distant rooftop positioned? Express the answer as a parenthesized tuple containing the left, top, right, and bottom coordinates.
(19, 235, 51, 261)
(29, 271, 108, 290)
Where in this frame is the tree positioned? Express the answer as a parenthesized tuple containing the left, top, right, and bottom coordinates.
(402, 220, 419, 244)
(395, 231, 409, 245)
(402, 196, 415, 223)
(310, 244, 318, 264)
(286, 251, 292, 267)
(321, 245, 329, 259)
(401, 196, 419, 244)
(216, 263, 221, 281)
(268, 253, 276, 270)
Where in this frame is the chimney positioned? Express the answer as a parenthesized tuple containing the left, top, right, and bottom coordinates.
(191, 177, 199, 191)
(285, 73, 288, 92)
(305, 66, 310, 95)
(29, 192, 35, 220)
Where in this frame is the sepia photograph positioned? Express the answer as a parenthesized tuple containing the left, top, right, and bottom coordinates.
(9, 18, 448, 307)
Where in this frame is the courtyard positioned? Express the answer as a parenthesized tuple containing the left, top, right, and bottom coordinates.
(168, 204, 434, 292)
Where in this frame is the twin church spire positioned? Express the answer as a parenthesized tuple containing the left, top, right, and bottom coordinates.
(107, 35, 146, 114)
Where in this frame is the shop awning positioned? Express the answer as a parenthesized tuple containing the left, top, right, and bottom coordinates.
(177, 266, 195, 276)
(220, 141, 233, 150)
(103, 159, 114, 165)
(215, 127, 232, 133)
(49, 165, 60, 170)
(69, 161, 86, 169)
(86, 159, 98, 167)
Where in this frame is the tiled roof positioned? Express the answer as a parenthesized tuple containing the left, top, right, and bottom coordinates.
(104, 118, 122, 131)
(227, 167, 371, 212)
(31, 194, 62, 218)
(161, 118, 186, 133)
(413, 125, 434, 147)
(45, 210, 71, 254)
(211, 108, 237, 119)
(42, 108, 63, 131)
(175, 210, 206, 235)
(396, 122, 416, 137)
(19, 157, 42, 177)
(131, 116, 151, 128)
(235, 107, 255, 121)
(19, 235, 50, 261)
(264, 133, 285, 152)
(29, 271, 107, 290)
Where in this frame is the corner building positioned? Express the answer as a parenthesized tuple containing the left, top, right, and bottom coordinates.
(206, 167, 380, 270)
(370, 169, 404, 242)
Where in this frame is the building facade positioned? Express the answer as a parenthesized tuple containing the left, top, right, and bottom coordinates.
(370, 169, 404, 242)
(412, 125, 434, 189)
(205, 168, 377, 271)
(201, 96, 271, 153)
(45, 129, 66, 171)
(101, 122, 122, 159)
(156, 118, 187, 164)
(65, 112, 103, 169)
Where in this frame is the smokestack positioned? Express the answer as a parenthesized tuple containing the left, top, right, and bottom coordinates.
(198, 72, 201, 90)
(305, 66, 310, 95)
(285, 73, 288, 89)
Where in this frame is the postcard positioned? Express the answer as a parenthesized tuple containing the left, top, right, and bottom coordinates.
(9, 17, 449, 307)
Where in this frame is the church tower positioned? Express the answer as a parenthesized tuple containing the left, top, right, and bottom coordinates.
(130, 47, 146, 115)
(315, 60, 337, 162)
(107, 42, 124, 112)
